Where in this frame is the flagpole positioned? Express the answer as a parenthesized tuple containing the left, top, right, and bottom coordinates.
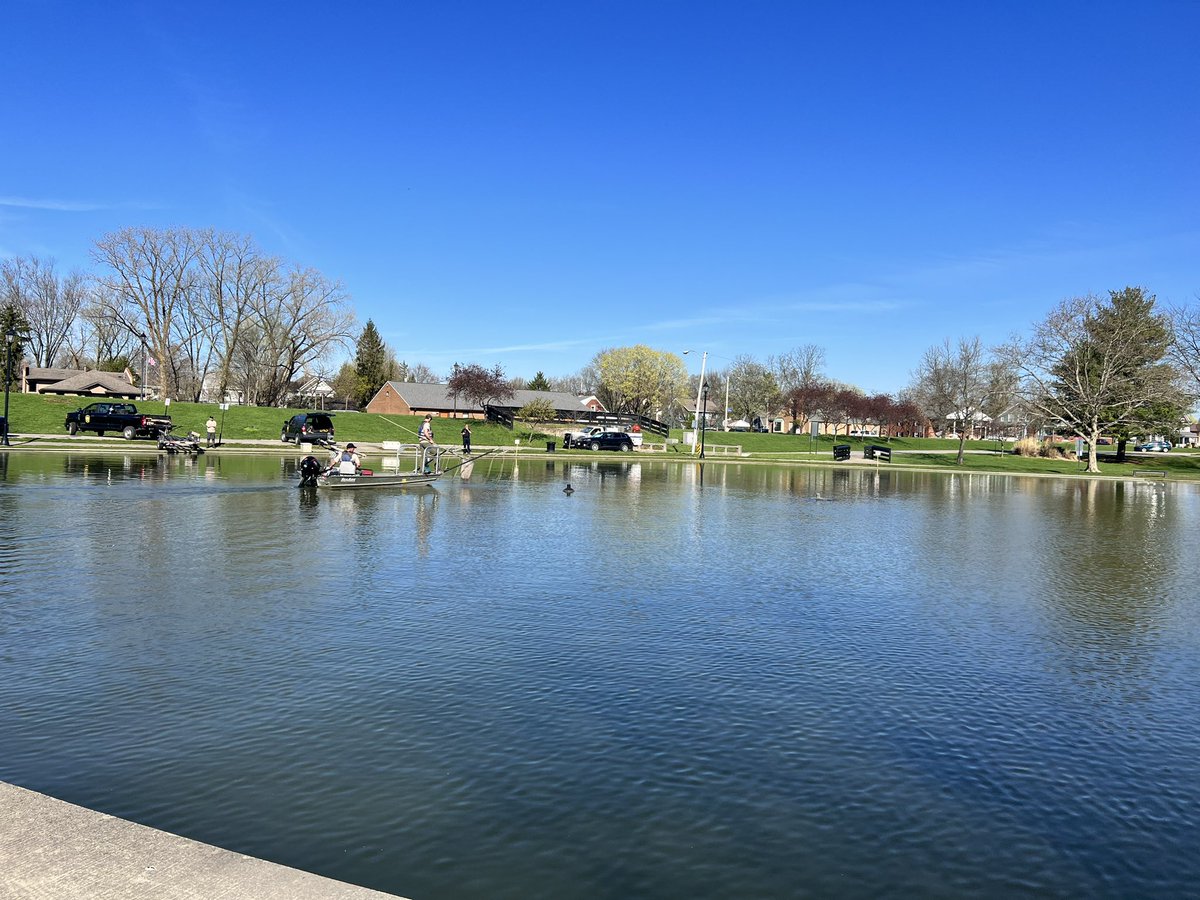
(724, 374, 730, 431)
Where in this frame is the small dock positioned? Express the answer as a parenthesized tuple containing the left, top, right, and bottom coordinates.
(0, 781, 406, 900)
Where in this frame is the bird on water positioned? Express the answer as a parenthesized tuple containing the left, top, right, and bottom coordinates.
(563, 484, 575, 494)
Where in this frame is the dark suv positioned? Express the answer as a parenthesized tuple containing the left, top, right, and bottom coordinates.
(580, 431, 634, 452)
(281, 412, 335, 445)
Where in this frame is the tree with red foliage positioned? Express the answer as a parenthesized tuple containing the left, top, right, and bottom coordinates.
(448, 362, 514, 412)
(785, 381, 836, 433)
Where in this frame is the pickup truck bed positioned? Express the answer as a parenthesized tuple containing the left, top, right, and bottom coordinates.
(65, 402, 172, 440)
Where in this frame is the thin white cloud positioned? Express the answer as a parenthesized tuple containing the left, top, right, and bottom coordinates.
(0, 196, 106, 212)
(381, 281, 913, 374)
(641, 291, 907, 334)
(390, 335, 602, 359)
(782, 299, 904, 312)
(0, 195, 161, 213)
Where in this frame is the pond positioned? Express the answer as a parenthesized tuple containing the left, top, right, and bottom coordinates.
(1, 451, 1198, 899)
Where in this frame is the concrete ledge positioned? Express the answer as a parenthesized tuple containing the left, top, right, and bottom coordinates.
(0, 782, 405, 900)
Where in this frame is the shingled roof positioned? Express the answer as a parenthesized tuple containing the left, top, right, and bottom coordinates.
(373, 382, 593, 414)
(36, 370, 138, 397)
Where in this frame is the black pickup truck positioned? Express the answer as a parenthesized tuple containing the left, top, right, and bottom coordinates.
(64, 402, 173, 440)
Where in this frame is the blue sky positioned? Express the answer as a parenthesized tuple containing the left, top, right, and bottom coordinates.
(3, 0, 1197, 394)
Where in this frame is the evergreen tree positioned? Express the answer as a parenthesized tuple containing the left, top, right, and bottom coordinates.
(527, 371, 551, 391)
(354, 319, 388, 407)
(1, 304, 31, 379)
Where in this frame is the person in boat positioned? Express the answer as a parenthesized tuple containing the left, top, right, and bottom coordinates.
(419, 414, 436, 473)
(336, 442, 362, 475)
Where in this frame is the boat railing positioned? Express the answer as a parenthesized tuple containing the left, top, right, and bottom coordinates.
(380, 442, 452, 475)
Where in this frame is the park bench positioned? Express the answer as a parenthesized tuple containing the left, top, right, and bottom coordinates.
(866, 444, 892, 462)
(833, 444, 851, 461)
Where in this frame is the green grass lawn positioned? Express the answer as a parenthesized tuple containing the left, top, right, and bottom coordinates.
(673, 430, 1008, 453)
(5, 393, 1196, 480)
(2, 393, 522, 447)
(891, 450, 1199, 479)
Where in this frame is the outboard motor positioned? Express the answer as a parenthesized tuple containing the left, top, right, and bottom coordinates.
(298, 455, 323, 488)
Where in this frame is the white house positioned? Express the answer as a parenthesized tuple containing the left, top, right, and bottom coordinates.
(944, 409, 992, 438)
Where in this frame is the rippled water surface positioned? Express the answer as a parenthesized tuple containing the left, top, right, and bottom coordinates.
(2, 451, 1199, 899)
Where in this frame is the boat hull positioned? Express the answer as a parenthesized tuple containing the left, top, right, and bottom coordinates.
(317, 471, 440, 489)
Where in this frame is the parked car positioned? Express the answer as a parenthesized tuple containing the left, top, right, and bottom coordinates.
(281, 412, 336, 445)
(566, 425, 642, 448)
(1134, 440, 1172, 452)
(579, 431, 634, 452)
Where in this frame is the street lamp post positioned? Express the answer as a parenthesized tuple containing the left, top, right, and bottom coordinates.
(2, 328, 14, 447)
(699, 381, 709, 459)
(683, 349, 707, 452)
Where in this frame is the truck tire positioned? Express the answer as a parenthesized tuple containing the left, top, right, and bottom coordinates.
(620, 443, 632, 452)
(95, 430, 104, 437)
(281, 430, 289, 443)
(123, 426, 137, 440)
(590, 441, 601, 451)
(67, 422, 78, 435)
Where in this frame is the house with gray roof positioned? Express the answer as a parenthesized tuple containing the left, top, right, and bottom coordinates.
(366, 381, 601, 419)
(20, 364, 138, 398)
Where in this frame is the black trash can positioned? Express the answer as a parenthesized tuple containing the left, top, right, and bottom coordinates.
(0, 416, 6, 440)
(546, 441, 556, 453)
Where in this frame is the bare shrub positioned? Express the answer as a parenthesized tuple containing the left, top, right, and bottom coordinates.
(1013, 437, 1040, 457)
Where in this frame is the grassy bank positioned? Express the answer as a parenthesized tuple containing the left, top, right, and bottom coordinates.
(4, 393, 1197, 480)
(1, 393, 528, 447)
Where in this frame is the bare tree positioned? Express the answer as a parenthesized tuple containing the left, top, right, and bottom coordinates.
(1, 256, 88, 368)
(770, 344, 826, 395)
(93, 227, 205, 397)
(408, 362, 439, 383)
(564, 365, 599, 397)
(1170, 299, 1200, 392)
(246, 264, 356, 407)
(195, 231, 265, 402)
(909, 336, 992, 465)
(61, 281, 139, 370)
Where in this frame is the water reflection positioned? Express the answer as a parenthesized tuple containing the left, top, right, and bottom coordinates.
(0, 453, 1198, 900)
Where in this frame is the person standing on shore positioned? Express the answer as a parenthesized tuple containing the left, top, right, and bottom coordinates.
(206, 415, 218, 447)
(461, 423, 471, 454)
